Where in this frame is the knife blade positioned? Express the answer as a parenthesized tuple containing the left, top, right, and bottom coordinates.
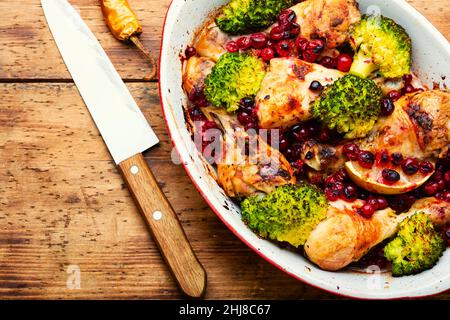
(42, 0, 157, 164)
(41, 0, 206, 298)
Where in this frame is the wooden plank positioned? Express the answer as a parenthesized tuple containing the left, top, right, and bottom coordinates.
(0, 82, 348, 299)
(0, 0, 448, 81)
(0, 0, 170, 80)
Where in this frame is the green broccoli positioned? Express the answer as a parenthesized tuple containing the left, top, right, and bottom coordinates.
(216, 0, 295, 35)
(204, 52, 266, 112)
(384, 212, 446, 277)
(349, 14, 412, 79)
(312, 74, 383, 139)
(240, 184, 328, 248)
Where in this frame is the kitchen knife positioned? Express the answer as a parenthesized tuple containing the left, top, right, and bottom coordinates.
(41, 0, 206, 298)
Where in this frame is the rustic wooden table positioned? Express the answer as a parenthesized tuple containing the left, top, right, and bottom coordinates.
(0, 0, 448, 300)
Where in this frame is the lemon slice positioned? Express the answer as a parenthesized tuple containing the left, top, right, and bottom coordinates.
(345, 161, 434, 195)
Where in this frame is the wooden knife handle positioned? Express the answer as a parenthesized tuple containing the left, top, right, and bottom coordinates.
(118, 153, 207, 298)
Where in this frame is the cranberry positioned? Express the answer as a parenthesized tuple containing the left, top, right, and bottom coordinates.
(423, 182, 439, 196)
(445, 171, 450, 184)
(378, 150, 390, 165)
(329, 181, 345, 196)
(403, 84, 415, 94)
(261, 47, 275, 61)
(185, 46, 197, 58)
(387, 90, 401, 102)
(382, 168, 401, 183)
(343, 143, 360, 161)
(283, 26, 300, 39)
(317, 128, 331, 142)
(360, 204, 375, 218)
(337, 53, 353, 72)
(265, 39, 277, 51)
(295, 37, 309, 52)
(293, 159, 306, 175)
(279, 137, 289, 152)
(381, 98, 395, 116)
(402, 158, 419, 175)
(391, 153, 404, 166)
(358, 150, 375, 169)
(278, 9, 297, 25)
(318, 56, 337, 69)
(389, 194, 416, 213)
(358, 189, 370, 200)
(188, 107, 206, 122)
(376, 197, 389, 210)
(291, 125, 310, 141)
(324, 175, 338, 188)
(325, 187, 340, 201)
(188, 87, 207, 108)
(335, 168, 349, 183)
(286, 10, 297, 23)
(367, 197, 379, 208)
(432, 171, 444, 183)
(307, 39, 325, 54)
(236, 36, 252, 50)
(250, 33, 268, 49)
(343, 185, 358, 202)
(309, 80, 323, 92)
(284, 144, 302, 162)
(419, 161, 434, 174)
(239, 97, 255, 111)
(270, 25, 284, 41)
(276, 40, 293, 57)
(203, 120, 218, 131)
(436, 179, 446, 191)
(403, 74, 413, 84)
(307, 122, 320, 136)
(226, 41, 239, 52)
(302, 50, 319, 62)
(442, 191, 450, 202)
(237, 111, 254, 125)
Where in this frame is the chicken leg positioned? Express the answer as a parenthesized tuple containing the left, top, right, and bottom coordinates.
(304, 197, 449, 271)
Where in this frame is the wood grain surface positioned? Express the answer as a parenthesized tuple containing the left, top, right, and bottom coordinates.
(0, 0, 448, 299)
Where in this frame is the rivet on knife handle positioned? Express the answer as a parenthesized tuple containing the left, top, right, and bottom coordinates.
(118, 153, 207, 298)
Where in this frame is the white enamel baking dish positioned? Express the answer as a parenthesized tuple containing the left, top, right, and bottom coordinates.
(159, 0, 450, 299)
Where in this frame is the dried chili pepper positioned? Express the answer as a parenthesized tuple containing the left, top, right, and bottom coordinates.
(100, 0, 142, 41)
(100, 0, 156, 78)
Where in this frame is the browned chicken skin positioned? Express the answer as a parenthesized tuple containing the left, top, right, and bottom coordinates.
(405, 90, 449, 159)
(195, 22, 230, 62)
(183, 56, 215, 94)
(290, 0, 361, 48)
(361, 90, 450, 160)
(203, 109, 296, 198)
(302, 90, 450, 174)
(256, 58, 343, 129)
(305, 198, 449, 271)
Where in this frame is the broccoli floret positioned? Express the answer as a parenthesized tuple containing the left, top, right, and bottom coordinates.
(384, 212, 446, 277)
(312, 74, 383, 139)
(349, 14, 412, 79)
(204, 52, 266, 112)
(216, 0, 295, 35)
(240, 184, 328, 247)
